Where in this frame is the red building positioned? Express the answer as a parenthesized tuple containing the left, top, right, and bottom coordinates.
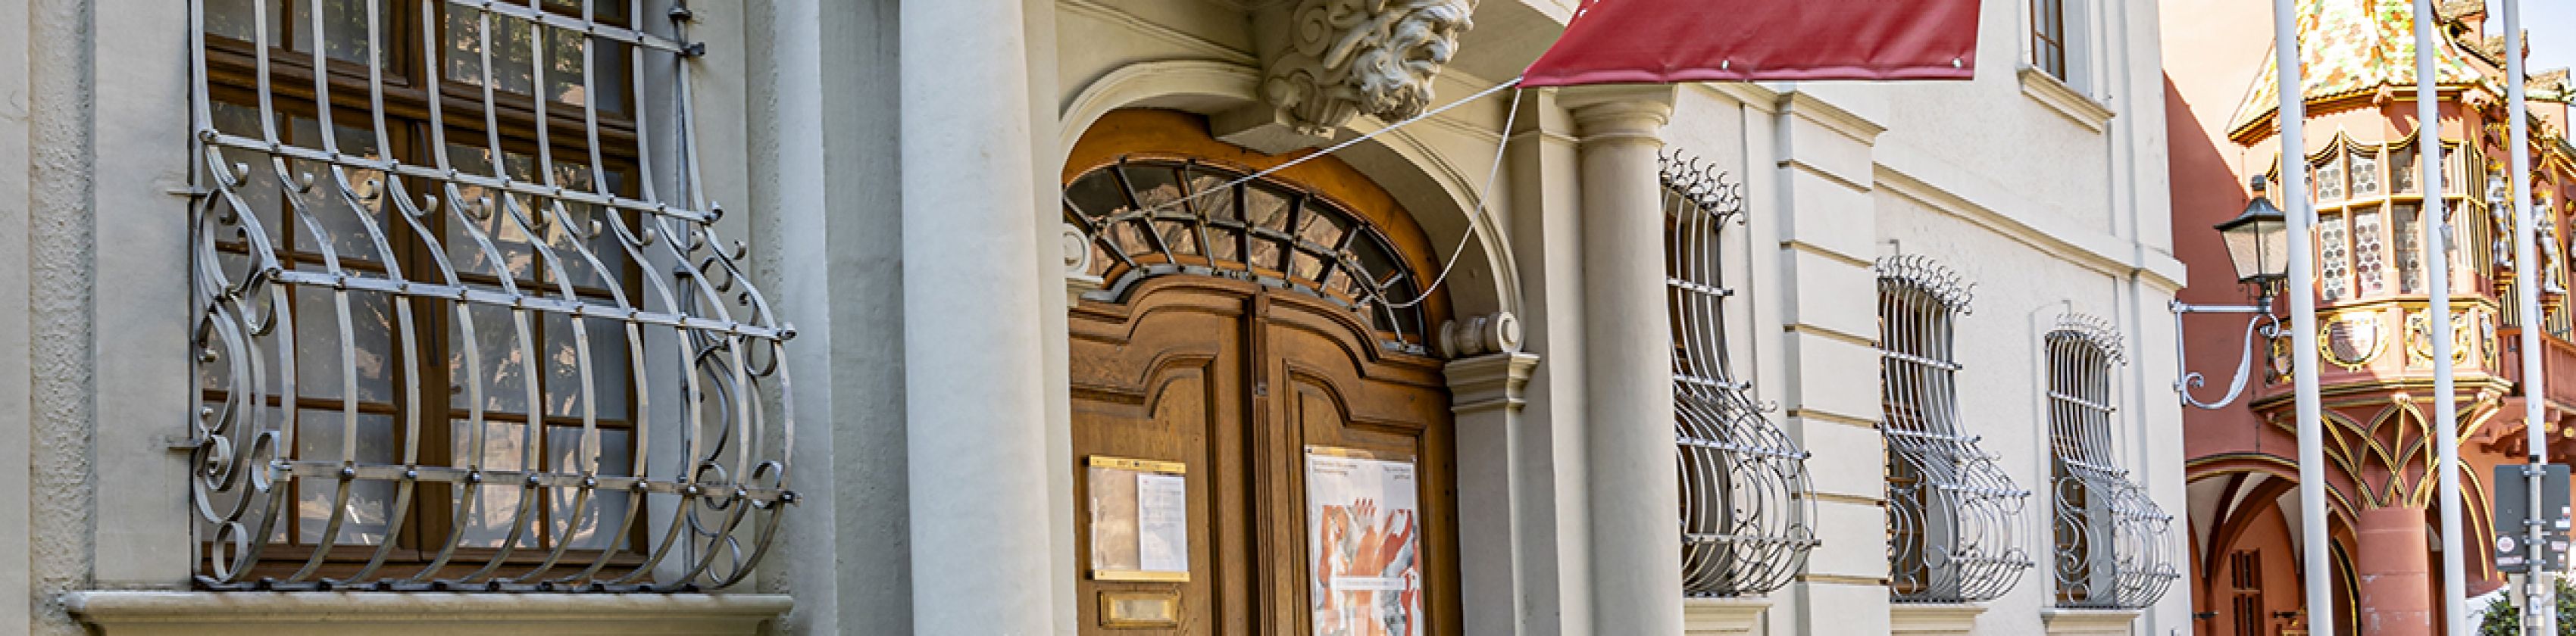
(2165, 1, 2576, 634)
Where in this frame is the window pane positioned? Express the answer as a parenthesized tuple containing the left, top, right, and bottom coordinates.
(296, 410, 397, 545)
(295, 287, 397, 402)
(541, 313, 628, 419)
(2315, 159, 2346, 203)
(2351, 151, 2381, 198)
(2396, 204, 2424, 294)
(211, 101, 289, 249)
(2353, 207, 2385, 295)
(288, 0, 389, 66)
(2393, 145, 2420, 194)
(449, 301, 534, 413)
(450, 418, 535, 548)
(2319, 214, 2350, 301)
(445, 8, 539, 95)
(443, 143, 540, 281)
(547, 427, 633, 550)
(1062, 170, 1129, 220)
(206, 0, 287, 44)
(287, 116, 394, 263)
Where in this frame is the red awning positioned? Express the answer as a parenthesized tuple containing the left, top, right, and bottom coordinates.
(1521, 0, 1985, 86)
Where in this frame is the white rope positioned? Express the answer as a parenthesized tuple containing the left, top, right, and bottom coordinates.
(1386, 83, 1523, 309)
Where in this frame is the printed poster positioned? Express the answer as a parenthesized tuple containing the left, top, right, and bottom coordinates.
(1305, 447, 1421, 636)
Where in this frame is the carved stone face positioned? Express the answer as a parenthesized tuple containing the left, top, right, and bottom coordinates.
(1350, 0, 1472, 120)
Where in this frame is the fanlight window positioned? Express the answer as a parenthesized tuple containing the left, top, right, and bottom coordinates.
(1062, 158, 1432, 354)
(189, 0, 793, 591)
(1662, 151, 1817, 597)
(1877, 256, 2032, 603)
(2043, 315, 2179, 609)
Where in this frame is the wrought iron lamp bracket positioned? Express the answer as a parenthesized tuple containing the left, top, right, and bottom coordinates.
(2171, 293, 2282, 410)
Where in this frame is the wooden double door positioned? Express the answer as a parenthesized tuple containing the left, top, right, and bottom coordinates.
(1071, 276, 1458, 634)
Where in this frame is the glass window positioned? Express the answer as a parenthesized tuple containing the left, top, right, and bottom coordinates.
(2044, 316, 2178, 609)
(1877, 255, 2032, 603)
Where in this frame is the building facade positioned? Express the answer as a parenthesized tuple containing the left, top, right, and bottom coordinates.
(2165, 0, 2576, 634)
(0, 0, 2188, 634)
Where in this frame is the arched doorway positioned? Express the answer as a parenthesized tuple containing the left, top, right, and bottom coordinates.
(1062, 109, 1460, 634)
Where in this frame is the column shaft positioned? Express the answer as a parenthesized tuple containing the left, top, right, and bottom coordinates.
(1564, 86, 1682, 634)
(898, 2, 1056, 634)
(2356, 507, 2434, 635)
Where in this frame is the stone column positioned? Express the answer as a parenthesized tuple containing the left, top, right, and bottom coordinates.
(898, 2, 1058, 634)
(1561, 84, 1683, 634)
(2356, 506, 2434, 634)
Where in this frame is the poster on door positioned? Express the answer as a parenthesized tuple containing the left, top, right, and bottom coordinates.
(1305, 447, 1421, 636)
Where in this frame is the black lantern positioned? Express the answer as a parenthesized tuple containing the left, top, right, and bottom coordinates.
(2214, 176, 2290, 293)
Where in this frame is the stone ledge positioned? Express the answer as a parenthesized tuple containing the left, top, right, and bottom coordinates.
(1683, 597, 1771, 635)
(2041, 607, 2143, 636)
(64, 591, 792, 636)
(2018, 67, 2115, 132)
(1890, 602, 1986, 635)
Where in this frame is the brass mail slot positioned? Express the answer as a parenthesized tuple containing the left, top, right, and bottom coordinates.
(1099, 591, 1181, 628)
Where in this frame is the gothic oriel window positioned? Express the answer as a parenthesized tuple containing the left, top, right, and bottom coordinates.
(2043, 315, 2178, 609)
(1877, 256, 2032, 603)
(189, 0, 795, 590)
(1660, 151, 1816, 597)
(1062, 157, 1432, 354)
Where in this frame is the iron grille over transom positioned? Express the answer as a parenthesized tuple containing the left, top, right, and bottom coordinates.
(1662, 151, 1818, 597)
(186, 0, 793, 591)
(2044, 314, 2179, 609)
(1062, 157, 1433, 354)
(1877, 255, 2031, 603)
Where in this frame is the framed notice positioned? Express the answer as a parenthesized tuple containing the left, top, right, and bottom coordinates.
(1305, 446, 1422, 636)
(1087, 456, 1190, 582)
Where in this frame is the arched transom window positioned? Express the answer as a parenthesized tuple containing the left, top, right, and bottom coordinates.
(1062, 157, 1432, 354)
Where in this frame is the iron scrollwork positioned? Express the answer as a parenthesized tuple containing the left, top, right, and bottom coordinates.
(187, 0, 794, 591)
(1877, 255, 2033, 603)
(2045, 315, 2180, 610)
(1662, 151, 1818, 597)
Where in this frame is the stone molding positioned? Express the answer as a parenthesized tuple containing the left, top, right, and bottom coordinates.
(2040, 607, 2143, 636)
(2019, 67, 2116, 133)
(1219, 0, 1477, 153)
(1063, 222, 1105, 304)
(1445, 351, 1539, 416)
(1888, 603, 1987, 636)
(1683, 597, 1772, 635)
(1438, 311, 1523, 358)
(1558, 84, 1679, 145)
(64, 591, 792, 635)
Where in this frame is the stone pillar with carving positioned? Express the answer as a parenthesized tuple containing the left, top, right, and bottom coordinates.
(1562, 84, 1684, 634)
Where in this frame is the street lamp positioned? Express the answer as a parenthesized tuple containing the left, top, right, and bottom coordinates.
(2174, 176, 2291, 410)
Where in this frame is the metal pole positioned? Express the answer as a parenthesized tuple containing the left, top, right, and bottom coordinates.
(2415, 2, 2468, 634)
(2274, 1, 2334, 633)
(2504, 1, 2553, 632)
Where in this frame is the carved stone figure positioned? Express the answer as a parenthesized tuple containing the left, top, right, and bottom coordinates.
(1225, 0, 1474, 152)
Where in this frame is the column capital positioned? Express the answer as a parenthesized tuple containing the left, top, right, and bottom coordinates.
(1556, 84, 1677, 145)
(1446, 351, 1540, 416)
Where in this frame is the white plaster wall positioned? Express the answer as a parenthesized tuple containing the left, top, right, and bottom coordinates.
(1, 0, 36, 633)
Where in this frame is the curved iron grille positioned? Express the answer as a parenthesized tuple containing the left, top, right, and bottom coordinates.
(2044, 314, 2179, 609)
(1662, 151, 1817, 597)
(186, 0, 793, 591)
(1062, 158, 1431, 354)
(1876, 255, 2031, 603)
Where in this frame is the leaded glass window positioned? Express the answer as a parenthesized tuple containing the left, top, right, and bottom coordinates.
(2044, 315, 2178, 610)
(2350, 149, 2381, 198)
(2319, 214, 2350, 301)
(1878, 256, 2032, 603)
(190, 0, 795, 591)
(2353, 207, 2386, 296)
(2396, 203, 2424, 295)
(2315, 157, 2346, 204)
(1062, 157, 1433, 354)
(1661, 151, 1815, 597)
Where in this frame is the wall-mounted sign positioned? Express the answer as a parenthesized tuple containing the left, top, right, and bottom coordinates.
(1088, 456, 1189, 582)
(1305, 446, 1422, 636)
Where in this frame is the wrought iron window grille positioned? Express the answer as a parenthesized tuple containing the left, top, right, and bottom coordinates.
(187, 0, 795, 591)
(1661, 151, 1818, 597)
(1876, 255, 2033, 603)
(2044, 314, 2179, 610)
(1061, 157, 1434, 355)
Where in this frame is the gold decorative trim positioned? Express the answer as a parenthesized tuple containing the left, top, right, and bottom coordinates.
(1086, 455, 1186, 475)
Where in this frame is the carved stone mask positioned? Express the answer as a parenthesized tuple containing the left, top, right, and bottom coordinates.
(1264, 0, 1476, 138)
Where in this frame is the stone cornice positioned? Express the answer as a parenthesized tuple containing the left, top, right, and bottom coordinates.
(1774, 90, 1887, 145)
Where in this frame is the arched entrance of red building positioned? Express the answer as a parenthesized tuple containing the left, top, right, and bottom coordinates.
(2188, 463, 2362, 636)
(1060, 108, 1462, 634)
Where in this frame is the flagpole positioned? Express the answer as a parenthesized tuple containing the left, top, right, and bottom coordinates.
(2274, 0, 2334, 633)
(2412, 2, 2467, 634)
(2503, 0, 2553, 631)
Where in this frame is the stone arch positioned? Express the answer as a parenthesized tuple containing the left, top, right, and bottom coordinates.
(1056, 59, 1522, 323)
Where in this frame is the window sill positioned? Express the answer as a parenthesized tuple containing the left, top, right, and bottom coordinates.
(2040, 607, 2144, 635)
(1888, 602, 1985, 635)
(2019, 67, 2115, 133)
(64, 591, 792, 636)
(1682, 597, 1771, 635)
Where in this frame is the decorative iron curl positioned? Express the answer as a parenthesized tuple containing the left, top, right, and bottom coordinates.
(2043, 316, 2177, 609)
(1877, 255, 2032, 603)
(1876, 254, 1976, 315)
(1659, 149, 1746, 225)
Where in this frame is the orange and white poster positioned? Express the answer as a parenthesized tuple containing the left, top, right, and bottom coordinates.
(1305, 447, 1421, 636)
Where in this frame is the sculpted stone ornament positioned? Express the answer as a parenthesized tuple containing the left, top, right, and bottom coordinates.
(1219, 0, 1475, 153)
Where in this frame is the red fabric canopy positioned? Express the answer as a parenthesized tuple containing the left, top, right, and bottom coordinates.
(1521, 0, 1984, 86)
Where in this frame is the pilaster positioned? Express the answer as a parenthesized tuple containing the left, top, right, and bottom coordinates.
(1446, 326, 1541, 636)
(1560, 83, 1684, 636)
